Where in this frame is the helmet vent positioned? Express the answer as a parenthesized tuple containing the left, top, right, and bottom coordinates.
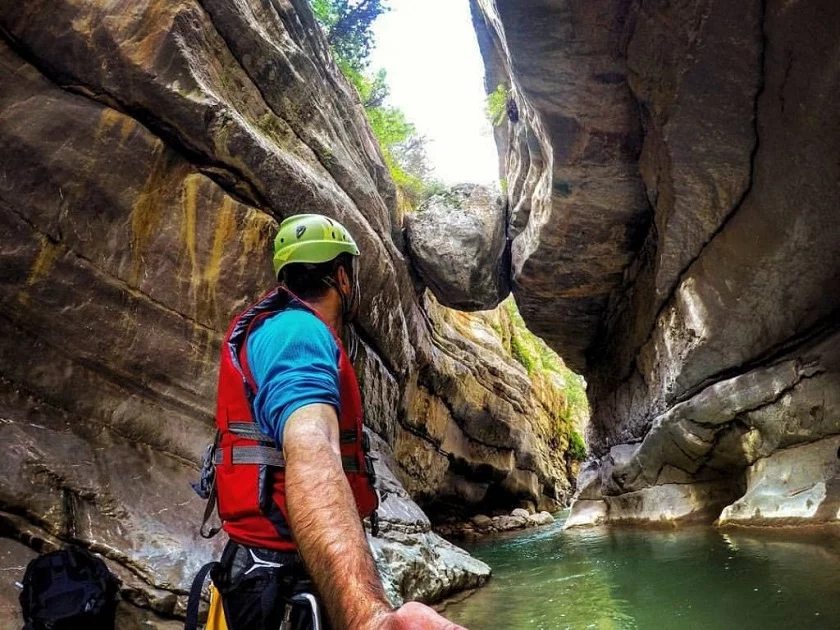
(296, 225, 306, 239)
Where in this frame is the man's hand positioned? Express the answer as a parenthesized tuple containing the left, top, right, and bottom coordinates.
(383, 602, 467, 629)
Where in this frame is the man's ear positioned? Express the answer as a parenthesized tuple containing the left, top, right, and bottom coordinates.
(336, 264, 352, 295)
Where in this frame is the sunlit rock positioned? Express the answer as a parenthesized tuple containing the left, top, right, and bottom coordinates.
(718, 436, 840, 527)
(564, 500, 607, 529)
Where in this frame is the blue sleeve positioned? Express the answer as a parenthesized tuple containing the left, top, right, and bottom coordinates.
(245, 308, 340, 447)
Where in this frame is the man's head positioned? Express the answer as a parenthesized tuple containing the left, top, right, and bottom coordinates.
(273, 214, 361, 324)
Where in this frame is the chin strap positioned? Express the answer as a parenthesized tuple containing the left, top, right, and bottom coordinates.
(322, 257, 360, 324)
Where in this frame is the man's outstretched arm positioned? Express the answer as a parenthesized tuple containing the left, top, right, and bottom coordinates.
(283, 404, 465, 630)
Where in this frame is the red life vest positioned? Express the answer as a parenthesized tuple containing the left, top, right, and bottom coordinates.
(211, 287, 379, 551)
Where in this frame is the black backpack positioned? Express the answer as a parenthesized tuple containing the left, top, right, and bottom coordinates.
(19, 546, 119, 630)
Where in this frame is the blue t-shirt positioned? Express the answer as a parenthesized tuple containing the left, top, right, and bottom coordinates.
(246, 307, 340, 446)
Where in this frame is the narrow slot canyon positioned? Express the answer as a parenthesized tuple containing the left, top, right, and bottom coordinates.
(0, 0, 838, 628)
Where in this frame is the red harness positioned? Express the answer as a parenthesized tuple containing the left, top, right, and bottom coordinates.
(210, 287, 379, 550)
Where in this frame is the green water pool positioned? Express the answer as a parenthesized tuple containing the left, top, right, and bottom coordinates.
(444, 512, 840, 629)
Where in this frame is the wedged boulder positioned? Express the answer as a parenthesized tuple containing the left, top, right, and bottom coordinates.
(406, 184, 510, 311)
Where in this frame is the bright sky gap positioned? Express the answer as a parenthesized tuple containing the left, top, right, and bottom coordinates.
(370, 0, 499, 186)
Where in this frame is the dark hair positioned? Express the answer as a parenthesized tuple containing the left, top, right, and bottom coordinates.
(280, 253, 354, 300)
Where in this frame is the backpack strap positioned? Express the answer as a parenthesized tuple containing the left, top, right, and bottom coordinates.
(184, 561, 220, 630)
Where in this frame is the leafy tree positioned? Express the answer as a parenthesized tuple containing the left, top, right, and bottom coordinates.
(310, 0, 432, 206)
(311, 0, 390, 72)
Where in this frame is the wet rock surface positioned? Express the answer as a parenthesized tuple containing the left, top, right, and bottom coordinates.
(367, 434, 491, 606)
(473, 0, 840, 527)
(0, 0, 574, 619)
(437, 509, 556, 540)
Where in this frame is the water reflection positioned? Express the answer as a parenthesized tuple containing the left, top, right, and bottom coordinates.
(445, 514, 840, 629)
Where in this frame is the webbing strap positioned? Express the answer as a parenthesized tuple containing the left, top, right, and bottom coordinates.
(229, 422, 275, 444)
(215, 445, 285, 467)
(184, 561, 219, 630)
(227, 424, 357, 445)
(214, 447, 360, 472)
(339, 429, 358, 444)
(199, 479, 221, 539)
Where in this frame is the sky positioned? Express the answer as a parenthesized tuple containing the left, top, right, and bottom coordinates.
(370, 0, 499, 185)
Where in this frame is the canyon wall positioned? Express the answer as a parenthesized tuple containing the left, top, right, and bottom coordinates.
(0, 0, 577, 622)
(472, 0, 840, 527)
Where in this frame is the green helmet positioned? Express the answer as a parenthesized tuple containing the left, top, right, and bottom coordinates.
(272, 214, 360, 279)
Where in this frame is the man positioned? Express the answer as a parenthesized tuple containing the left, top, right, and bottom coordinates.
(199, 214, 464, 629)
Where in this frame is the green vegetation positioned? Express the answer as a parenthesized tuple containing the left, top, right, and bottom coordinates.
(310, 0, 389, 72)
(502, 297, 589, 460)
(568, 429, 587, 461)
(486, 83, 509, 127)
(309, 0, 436, 206)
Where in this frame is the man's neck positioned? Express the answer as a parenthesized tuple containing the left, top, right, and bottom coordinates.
(307, 292, 343, 337)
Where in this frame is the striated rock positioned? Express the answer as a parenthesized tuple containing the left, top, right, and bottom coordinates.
(396, 295, 576, 518)
(471, 0, 649, 371)
(406, 184, 510, 310)
(474, 0, 840, 527)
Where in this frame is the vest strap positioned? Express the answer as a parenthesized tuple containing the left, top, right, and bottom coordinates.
(229, 422, 275, 444)
(228, 424, 357, 446)
(214, 446, 360, 473)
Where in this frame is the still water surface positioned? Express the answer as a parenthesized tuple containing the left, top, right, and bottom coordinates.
(445, 511, 840, 629)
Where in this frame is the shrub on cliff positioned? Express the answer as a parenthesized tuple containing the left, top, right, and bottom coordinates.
(311, 0, 389, 72)
(503, 297, 589, 459)
(486, 83, 509, 127)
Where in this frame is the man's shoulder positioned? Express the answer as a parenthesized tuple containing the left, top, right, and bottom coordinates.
(250, 307, 335, 346)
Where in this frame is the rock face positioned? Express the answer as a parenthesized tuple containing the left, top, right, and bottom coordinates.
(406, 184, 510, 310)
(397, 296, 577, 519)
(0, 0, 574, 619)
(472, 0, 840, 527)
(367, 434, 490, 605)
